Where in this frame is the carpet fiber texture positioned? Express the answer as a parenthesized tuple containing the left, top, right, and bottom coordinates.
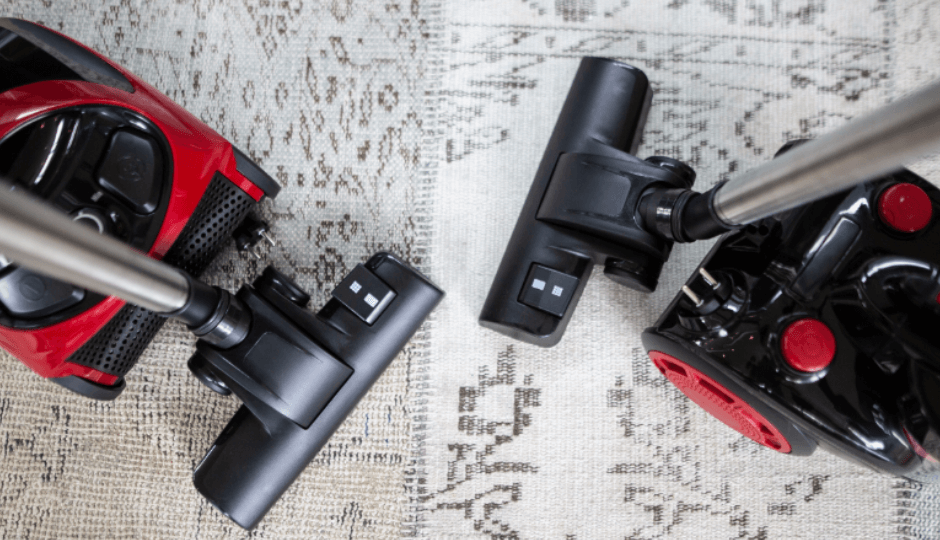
(2, 0, 940, 539)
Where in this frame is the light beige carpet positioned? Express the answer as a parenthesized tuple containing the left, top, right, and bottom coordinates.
(2, 1, 940, 539)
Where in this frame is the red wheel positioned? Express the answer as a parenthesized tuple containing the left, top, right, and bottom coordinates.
(650, 351, 792, 453)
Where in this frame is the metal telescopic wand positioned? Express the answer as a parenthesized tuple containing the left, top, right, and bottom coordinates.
(0, 183, 189, 313)
(0, 184, 247, 347)
(711, 79, 940, 227)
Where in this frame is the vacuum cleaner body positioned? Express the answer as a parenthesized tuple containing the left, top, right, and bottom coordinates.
(643, 148, 940, 481)
(0, 18, 279, 399)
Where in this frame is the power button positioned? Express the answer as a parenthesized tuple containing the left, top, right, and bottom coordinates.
(96, 129, 163, 214)
(519, 264, 579, 318)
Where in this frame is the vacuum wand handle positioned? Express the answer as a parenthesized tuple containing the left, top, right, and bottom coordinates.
(0, 184, 190, 313)
(712, 79, 940, 226)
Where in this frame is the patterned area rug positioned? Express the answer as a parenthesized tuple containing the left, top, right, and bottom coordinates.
(2, 1, 940, 539)
(0, 1, 434, 538)
(415, 1, 940, 539)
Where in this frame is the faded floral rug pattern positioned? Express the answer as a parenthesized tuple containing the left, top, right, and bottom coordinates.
(2, 1, 940, 539)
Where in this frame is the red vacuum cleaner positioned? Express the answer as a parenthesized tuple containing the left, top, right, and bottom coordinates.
(0, 18, 280, 399)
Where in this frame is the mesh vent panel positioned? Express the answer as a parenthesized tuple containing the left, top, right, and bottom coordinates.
(68, 174, 256, 378)
(162, 173, 255, 275)
(68, 305, 163, 376)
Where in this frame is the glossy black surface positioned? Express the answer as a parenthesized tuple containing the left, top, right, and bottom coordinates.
(331, 263, 397, 324)
(643, 152, 940, 481)
(0, 266, 85, 317)
(0, 105, 172, 328)
(519, 264, 580, 318)
(0, 26, 82, 95)
(0, 18, 133, 93)
(232, 146, 280, 198)
(96, 129, 162, 214)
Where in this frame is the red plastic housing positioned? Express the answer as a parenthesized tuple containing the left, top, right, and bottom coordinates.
(0, 23, 264, 386)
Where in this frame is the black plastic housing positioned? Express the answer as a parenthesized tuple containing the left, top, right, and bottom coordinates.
(189, 252, 443, 529)
(0, 18, 133, 93)
(642, 151, 940, 481)
(479, 57, 695, 347)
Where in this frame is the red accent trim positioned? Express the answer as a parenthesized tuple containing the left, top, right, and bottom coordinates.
(649, 351, 792, 453)
(780, 318, 836, 373)
(228, 168, 265, 201)
(0, 23, 266, 386)
(903, 427, 938, 463)
(878, 182, 933, 233)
